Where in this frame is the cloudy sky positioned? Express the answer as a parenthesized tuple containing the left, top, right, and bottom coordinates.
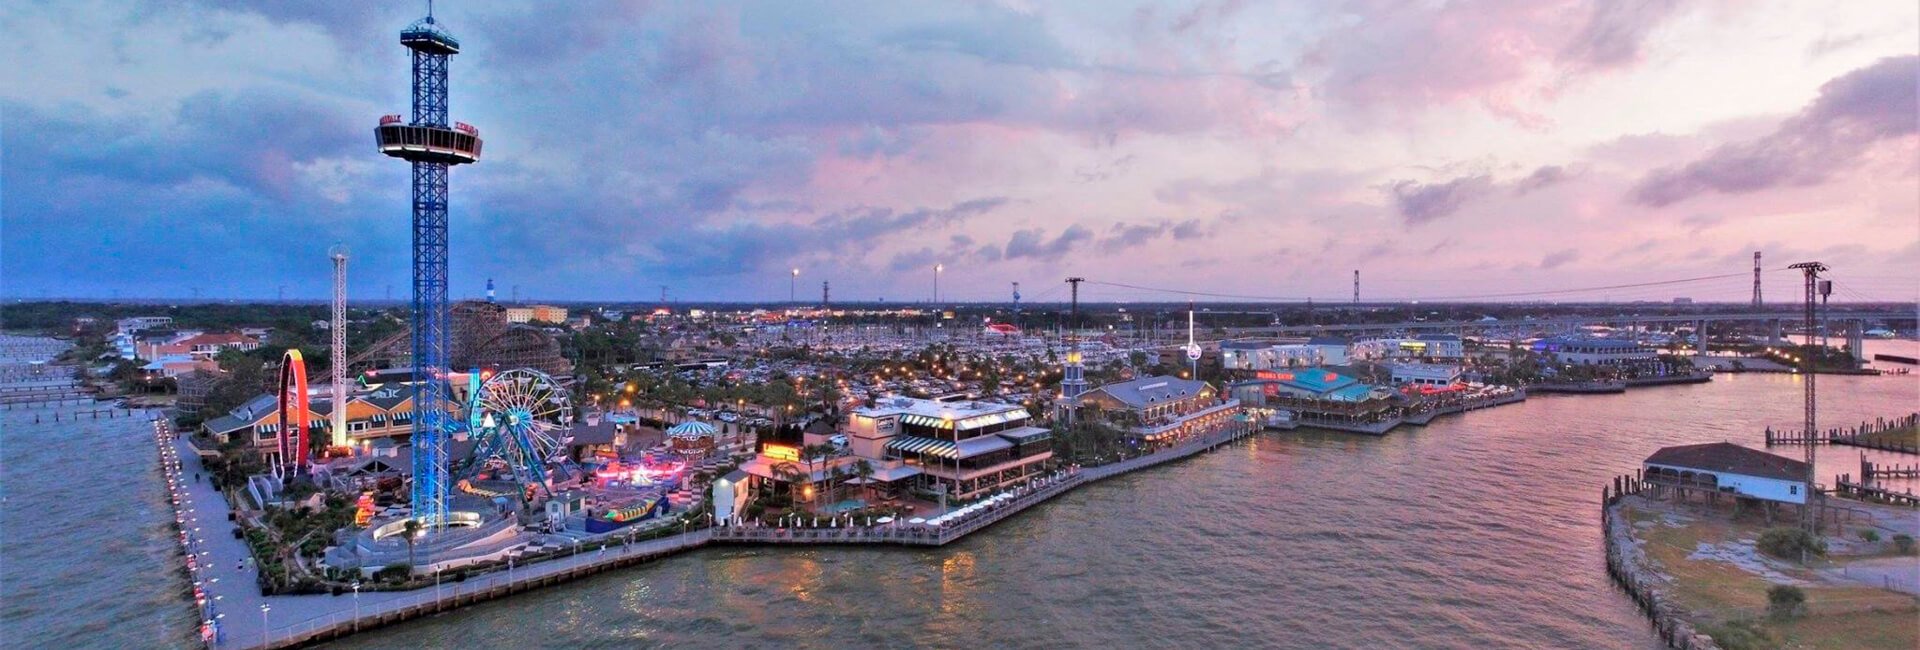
(3, 1, 1915, 303)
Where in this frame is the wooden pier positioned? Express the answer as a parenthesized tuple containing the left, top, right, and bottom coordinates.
(1833, 473, 1920, 507)
(1862, 455, 1920, 480)
(1765, 413, 1919, 455)
(1294, 389, 1528, 435)
(711, 421, 1262, 547)
(210, 419, 1263, 649)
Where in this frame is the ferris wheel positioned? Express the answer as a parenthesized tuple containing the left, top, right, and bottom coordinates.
(464, 368, 574, 496)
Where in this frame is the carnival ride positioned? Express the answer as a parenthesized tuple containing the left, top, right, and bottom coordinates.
(584, 493, 671, 533)
(460, 368, 574, 498)
(275, 349, 311, 477)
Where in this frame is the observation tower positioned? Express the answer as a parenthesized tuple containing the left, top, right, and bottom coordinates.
(375, 9, 482, 529)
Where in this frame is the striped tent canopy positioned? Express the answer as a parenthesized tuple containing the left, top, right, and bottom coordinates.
(667, 421, 718, 440)
(886, 435, 958, 460)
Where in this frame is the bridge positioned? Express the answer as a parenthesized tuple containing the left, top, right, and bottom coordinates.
(1219, 310, 1907, 361)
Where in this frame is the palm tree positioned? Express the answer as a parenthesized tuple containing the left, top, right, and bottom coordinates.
(852, 459, 875, 504)
(401, 518, 421, 573)
(771, 461, 803, 506)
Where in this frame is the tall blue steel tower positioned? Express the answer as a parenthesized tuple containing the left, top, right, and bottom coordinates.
(375, 9, 483, 529)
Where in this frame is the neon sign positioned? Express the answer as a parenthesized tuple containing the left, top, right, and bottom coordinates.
(764, 444, 800, 462)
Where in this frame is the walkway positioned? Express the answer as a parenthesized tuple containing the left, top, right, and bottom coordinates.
(167, 416, 1262, 647)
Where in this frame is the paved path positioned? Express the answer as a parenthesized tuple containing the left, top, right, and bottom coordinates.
(1821, 557, 1920, 596)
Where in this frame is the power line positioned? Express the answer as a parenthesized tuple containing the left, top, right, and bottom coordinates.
(1084, 270, 1776, 303)
(1083, 280, 1311, 302)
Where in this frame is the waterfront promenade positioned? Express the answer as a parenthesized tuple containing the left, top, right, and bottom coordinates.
(162, 415, 1259, 648)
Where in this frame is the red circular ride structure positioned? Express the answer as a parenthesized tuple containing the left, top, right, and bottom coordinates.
(277, 349, 311, 474)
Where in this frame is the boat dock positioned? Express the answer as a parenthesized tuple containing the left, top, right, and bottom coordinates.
(1292, 389, 1528, 435)
(1765, 413, 1919, 455)
(1862, 456, 1920, 480)
(1834, 474, 1920, 508)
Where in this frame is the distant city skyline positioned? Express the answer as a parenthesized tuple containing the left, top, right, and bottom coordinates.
(2, 1, 1915, 302)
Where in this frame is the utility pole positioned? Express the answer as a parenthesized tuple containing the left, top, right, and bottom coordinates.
(1752, 251, 1763, 307)
(1059, 277, 1088, 424)
(1789, 261, 1826, 535)
(659, 285, 668, 305)
(822, 281, 830, 308)
(1352, 270, 1359, 304)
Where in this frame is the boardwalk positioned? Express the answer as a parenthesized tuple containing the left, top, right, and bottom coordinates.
(163, 413, 1261, 648)
(711, 420, 1262, 547)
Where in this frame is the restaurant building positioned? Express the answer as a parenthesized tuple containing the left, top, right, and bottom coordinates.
(1073, 376, 1241, 450)
(737, 397, 1055, 505)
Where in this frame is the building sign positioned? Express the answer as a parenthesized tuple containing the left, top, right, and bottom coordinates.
(876, 416, 897, 434)
(763, 444, 800, 462)
(1398, 340, 1427, 350)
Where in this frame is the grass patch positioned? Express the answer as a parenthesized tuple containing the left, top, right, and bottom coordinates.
(1630, 507, 1918, 649)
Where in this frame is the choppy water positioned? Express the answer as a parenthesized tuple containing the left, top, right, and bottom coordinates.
(0, 337, 192, 648)
(327, 343, 1916, 649)
(2, 336, 1915, 649)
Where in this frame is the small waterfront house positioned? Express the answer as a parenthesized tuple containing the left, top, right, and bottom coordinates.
(1642, 442, 1810, 505)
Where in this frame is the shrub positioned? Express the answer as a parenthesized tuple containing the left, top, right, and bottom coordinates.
(1756, 527, 1825, 559)
(1766, 584, 1805, 620)
(375, 563, 412, 583)
(1701, 619, 1775, 650)
(1859, 528, 1880, 543)
(1896, 534, 1915, 555)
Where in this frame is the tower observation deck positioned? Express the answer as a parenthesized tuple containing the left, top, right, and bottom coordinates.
(376, 13, 482, 530)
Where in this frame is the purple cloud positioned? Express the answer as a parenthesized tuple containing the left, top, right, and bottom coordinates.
(1557, 0, 1686, 72)
(1540, 248, 1581, 269)
(1386, 174, 1495, 224)
(1004, 225, 1094, 261)
(1511, 165, 1573, 195)
(1630, 55, 1919, 207)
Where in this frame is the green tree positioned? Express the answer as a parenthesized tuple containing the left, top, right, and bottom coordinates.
(1766, 585, 1805, 620)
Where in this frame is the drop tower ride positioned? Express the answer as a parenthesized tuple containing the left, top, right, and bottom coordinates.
(375, 8, 483, 529)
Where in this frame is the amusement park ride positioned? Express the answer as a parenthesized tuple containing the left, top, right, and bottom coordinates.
(283, 8, 686, 577)
(375, 5, 484, 531)
(459, 368, 575, 499)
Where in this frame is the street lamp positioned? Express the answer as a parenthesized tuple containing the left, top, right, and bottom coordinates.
(259, 604, 270, 647)
(351, 581, 361, 631)
(790, 268, 799, 304)
(934, 264, 943, 303)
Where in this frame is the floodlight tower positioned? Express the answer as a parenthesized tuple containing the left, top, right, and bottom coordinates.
(329, 245, 350, 449)
(375, 7, 483, 529)
(1788, 261, 1826, 533)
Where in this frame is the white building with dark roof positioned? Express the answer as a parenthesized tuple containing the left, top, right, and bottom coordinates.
(1642, 442, 1810, 505)
(1075, 375, 1241, 448)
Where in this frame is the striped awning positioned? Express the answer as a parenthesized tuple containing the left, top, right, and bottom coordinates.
(899, 414, 949, 429)
(886, 435, 958, 460)
(957, 410, 1024, 429)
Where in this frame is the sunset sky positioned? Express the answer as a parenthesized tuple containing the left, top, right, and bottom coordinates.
(3, 1, 1915, 303)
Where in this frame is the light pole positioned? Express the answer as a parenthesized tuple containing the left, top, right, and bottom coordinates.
(351, 581, 361, 631)
(934, 264, 943, 304)
(259, 604, 270, 647)
(790, 268, 799, 304)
